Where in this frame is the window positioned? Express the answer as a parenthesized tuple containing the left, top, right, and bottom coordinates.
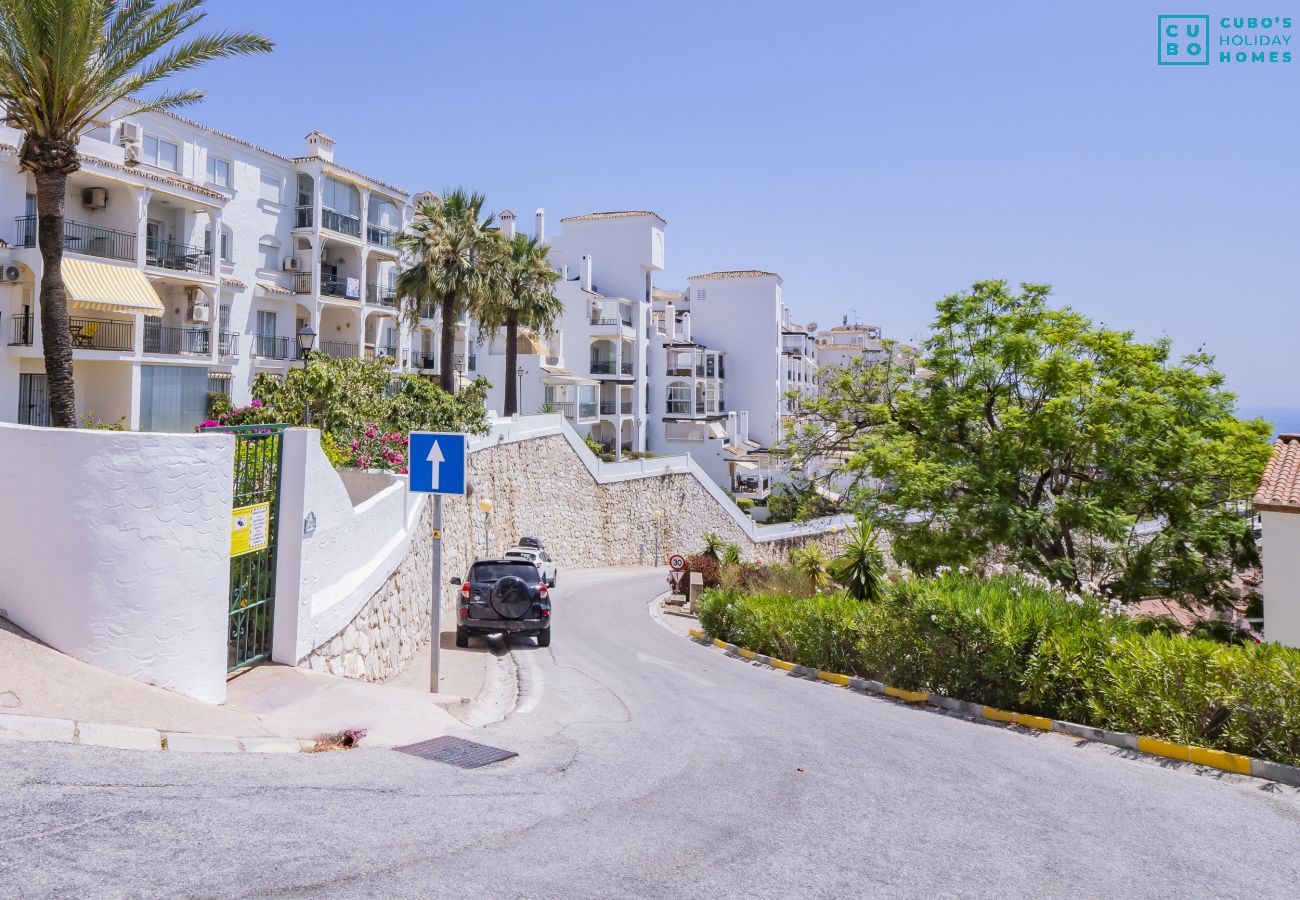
(204, 225, 233, 263)
(257, 240, 280, 271)
(259, 171, 283, 204)
(368, 197, 399, 229)
(322, 177, 359, 216)
(256, 310, 277, 338)
(142, 134, 179, 171)
(206, 155, 231, 188)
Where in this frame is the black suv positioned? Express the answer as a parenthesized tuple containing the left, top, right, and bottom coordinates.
(452, 558, 551, 648)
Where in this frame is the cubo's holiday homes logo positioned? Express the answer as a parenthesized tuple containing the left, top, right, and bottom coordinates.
(1158, 15, 1293, 65)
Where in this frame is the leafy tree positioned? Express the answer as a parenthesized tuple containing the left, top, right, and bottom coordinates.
(0, 0, 271, 426)
(831, 518, 886, 601)
(395, 189, 497, 393)
(475, 233, 563, 416)
(788, 280, 1272, 607)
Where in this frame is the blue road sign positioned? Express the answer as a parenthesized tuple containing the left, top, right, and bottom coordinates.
(408, 432, 468, 495)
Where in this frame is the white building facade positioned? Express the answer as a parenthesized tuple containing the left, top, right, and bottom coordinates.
(0, 104, 425, 431)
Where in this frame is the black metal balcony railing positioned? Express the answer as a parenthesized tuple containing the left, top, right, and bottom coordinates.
(547, 400, 575, 419)
(321, 207, 361, 238)
(218, 331, 240, 356)
(16, 216, 136, 262)
(144, 322, 210, 355)
(367, 223, 398, 248)
(68, 316, 134, 352)
(318, 340, 357, 360)
(251, 334, 291, 360)
(8, 314, 32, 346)
(599, 400, 617, 415)
(294, 272, 361, 299)
(366, 283, 397, 307)
(146, 237, 212, 275)
(295, 206, 314, 228)
(590, 360, 616, 375)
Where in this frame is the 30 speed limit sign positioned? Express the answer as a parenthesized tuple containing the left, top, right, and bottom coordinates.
(668, 553, 687, 571)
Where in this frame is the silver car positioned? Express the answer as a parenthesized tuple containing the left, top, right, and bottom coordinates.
(503, 546, 557, 587)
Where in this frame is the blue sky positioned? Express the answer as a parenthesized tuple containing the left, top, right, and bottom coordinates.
(188, 1, 1297, 409)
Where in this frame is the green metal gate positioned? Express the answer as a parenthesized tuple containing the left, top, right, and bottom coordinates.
(206, 424, 286, 671)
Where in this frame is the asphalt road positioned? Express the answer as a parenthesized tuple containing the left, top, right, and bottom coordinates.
(2, 567, 1299, 899)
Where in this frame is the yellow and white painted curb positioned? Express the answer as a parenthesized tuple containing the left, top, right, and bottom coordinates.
(688, 628, 1300, 788)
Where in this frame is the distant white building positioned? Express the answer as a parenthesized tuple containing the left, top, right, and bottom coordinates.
(815, 321, 920, 384)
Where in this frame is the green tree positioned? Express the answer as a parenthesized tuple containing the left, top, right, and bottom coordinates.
(789, 280, 1271, 606)
(0, 0, 270, 426)
(395, 189, 497, 394)
(475, 234, 563, 416)
(830, 518, 885, 602)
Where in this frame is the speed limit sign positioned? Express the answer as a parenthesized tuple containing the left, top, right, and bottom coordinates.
(668, 553, 686, 571)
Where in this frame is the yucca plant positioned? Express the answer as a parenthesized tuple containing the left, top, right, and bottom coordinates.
(0, 0, 272, 426)
(700, 531, 724, 562)
(790, 544, 832, 593)
(721, 542, 742, 566)
(831, 517, 886, 602)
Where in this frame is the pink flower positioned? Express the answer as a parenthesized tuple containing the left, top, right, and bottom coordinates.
(364, 427, 377, 439)
(199, 419, 218, 428)
(250, 399, 263, 407)
(398, 466, 408, 474)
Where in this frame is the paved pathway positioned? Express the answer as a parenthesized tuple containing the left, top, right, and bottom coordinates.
(1, 567, 1298, 898)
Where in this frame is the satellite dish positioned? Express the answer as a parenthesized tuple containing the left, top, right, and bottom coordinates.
(806, 322, 818, 332)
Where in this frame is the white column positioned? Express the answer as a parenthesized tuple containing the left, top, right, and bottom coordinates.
(271, 427, 309, 665)
(135, 188, 152, 268)
(128, 360, 142, 430)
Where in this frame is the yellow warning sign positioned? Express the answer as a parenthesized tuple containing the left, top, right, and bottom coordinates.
(231, 502, 271, 558)
(432, 529, 443, 541)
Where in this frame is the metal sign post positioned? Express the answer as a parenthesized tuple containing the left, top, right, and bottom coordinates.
(408, 432, 469, 694)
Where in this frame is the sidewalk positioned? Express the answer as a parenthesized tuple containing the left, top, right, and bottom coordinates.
(0, 616, 501, 749)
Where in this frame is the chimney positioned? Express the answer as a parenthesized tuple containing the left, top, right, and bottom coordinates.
(304, 130, 335, 162)
(561, 264, 569, 281)
(580, 255, 593, 292)
(499, 209, 516, 240)
(535, 207, 545, 242)
(681, 310, 691, 342)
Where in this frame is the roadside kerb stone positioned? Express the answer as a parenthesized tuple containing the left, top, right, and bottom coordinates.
(1051, 719, 1137, 750)
(162, 732, 245, 753)
(78, 722, 163, 751)
(239, 737, 317, 753)
(0, 713, 76, 743)
(1251, 758, 1300, 788)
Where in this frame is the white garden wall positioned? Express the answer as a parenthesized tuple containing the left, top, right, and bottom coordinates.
(0, 422, 233, 702)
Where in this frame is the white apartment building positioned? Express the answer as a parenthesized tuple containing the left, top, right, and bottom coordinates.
(0, 103, 426, 431)
(815, 321, 920, 383)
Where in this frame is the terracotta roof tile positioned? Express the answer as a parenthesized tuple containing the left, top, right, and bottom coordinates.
(687, 270, 780, 281)
(1255, 435, 1300, 512)
(559, 210, 665, 224)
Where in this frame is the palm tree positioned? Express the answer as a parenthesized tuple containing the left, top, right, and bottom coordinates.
(0, 0, 271, 427)
(475, 233, 562, 416)
(395, 189, 497, 394)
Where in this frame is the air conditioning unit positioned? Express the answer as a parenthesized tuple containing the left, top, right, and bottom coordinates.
(122, 142, 140, 166)
(190, 305, 210, 323)
(118, 122, 142, 145)
(81, 187, 108, 210)
(0, 260, 24, 283)
(282, 257, 301, 272)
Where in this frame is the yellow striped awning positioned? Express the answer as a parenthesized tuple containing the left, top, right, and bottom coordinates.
(61, 257, 164, 316)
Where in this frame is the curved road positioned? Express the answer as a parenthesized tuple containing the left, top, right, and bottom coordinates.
(2, 568, 1298, 898)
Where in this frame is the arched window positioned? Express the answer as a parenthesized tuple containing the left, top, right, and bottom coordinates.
(666, 381, 691, 415)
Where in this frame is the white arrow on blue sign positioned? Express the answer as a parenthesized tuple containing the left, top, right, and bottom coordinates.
(408, 432, 468, 495)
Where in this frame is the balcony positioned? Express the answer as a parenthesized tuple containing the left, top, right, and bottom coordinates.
(367, 283, 398, 307)
(367, 223, 398, 248)
(218, 331, 240, 356)
(666, 400, 693, 415)
(145, 238, 212, 275)
(547, 400, 575, 418)
(590, 360, 634, 377)
(144, 322, 210, 355)
(599, 400, 617, 415)
(666, 365, 694, 377)
(251, 334, 291, 360)
(321, 207, 361, 238)
(15, 216, 136, 262)
(67, 316, 134, 352)
(294, 206, 314, 228)
(579, 400, 597, 419)
(318, 340, 357, 360)
(412, 352, 437, 370)
(8, 314, 32, 346)
(294, 271, 362, 300)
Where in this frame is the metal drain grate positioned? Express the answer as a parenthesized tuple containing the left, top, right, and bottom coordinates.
(393, 735, 518, 768)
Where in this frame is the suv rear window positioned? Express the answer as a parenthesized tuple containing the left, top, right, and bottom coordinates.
(470, 562, 541, 584)
(504, 550, 536, 560)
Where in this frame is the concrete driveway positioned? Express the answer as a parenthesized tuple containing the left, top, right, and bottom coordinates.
(1, 567, 1298, 898)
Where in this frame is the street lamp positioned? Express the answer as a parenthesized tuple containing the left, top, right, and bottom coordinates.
(296, 323, 317, 359)
(651, 508, 664, 565)
(479, 498, 494, 557)
(515, 366, 526, 416)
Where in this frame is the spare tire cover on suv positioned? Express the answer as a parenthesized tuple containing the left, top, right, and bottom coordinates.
(490, 575, 533, 620)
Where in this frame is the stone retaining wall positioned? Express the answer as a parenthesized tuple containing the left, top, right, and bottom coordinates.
(304, 431, 848, 681)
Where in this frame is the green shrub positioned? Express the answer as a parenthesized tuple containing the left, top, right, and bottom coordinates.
(736, 498, 755, 512)
(699, 574, 1300, 766)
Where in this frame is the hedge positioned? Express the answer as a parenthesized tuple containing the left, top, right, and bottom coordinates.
(698, 575, 1300, 766)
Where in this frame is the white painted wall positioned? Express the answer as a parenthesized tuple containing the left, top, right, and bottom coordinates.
(1261, 509, 1300, 648)
(0, 422, 232, 702)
